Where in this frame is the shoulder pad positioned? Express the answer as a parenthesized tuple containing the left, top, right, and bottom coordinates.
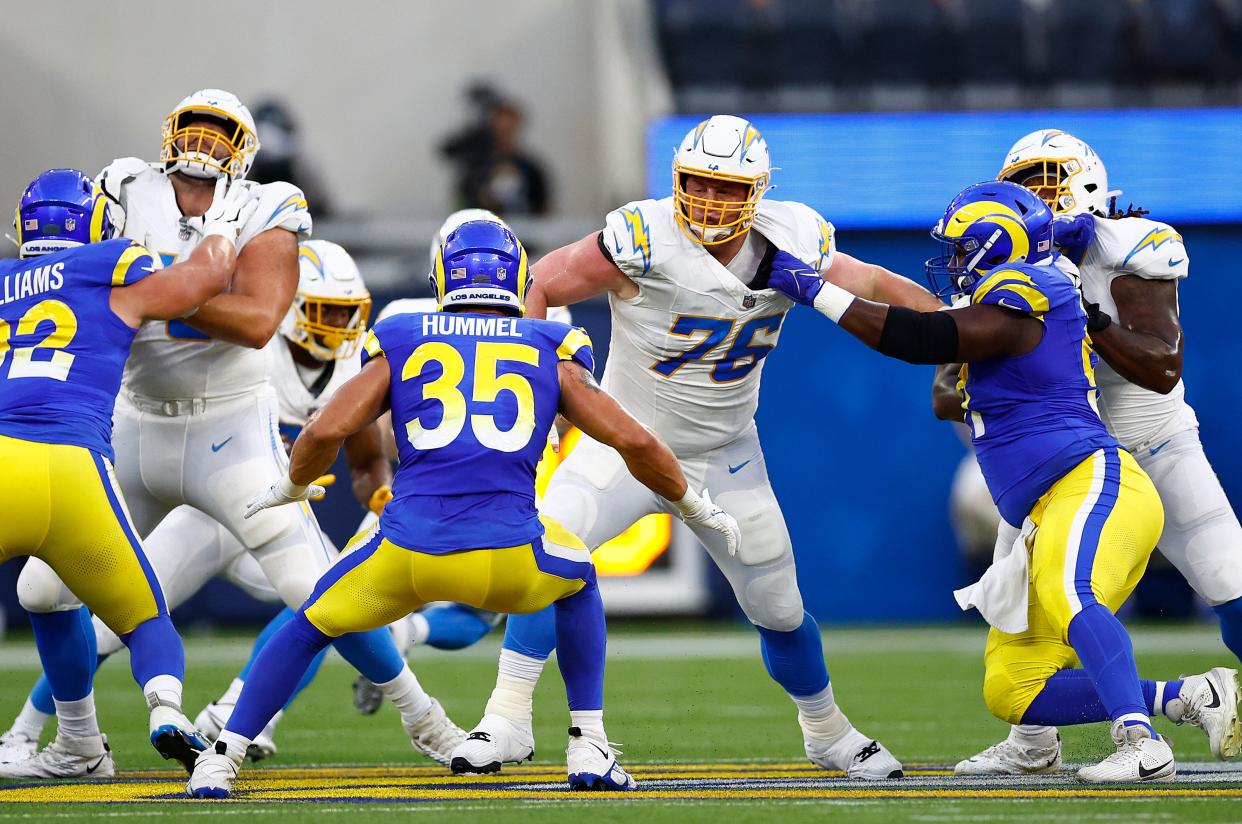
(971, 264, 1076, 317)
(1111, 217, 1188, 281)
(240, 181, 312, 246)
(95, 157, 152, 202)
(756, 200, 836, 272)
(602, 198, 666, 278)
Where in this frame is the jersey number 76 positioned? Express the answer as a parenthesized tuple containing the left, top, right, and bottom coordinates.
(652, 313, 784, 383)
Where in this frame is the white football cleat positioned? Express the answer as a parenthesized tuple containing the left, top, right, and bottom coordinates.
(150, 704, 209, 774)
(1076, 721, 1175, 784)
(0, 734, 113, 779)
(449, 713, 535, 774)
(196, 700, 279, 762)
(565, 727, 637, 791)
(801, 709, 903, 779)
(0, 731, 39, 765)
(403, 699, 466, 766)
(186, 745, 241, 799)
(1169, 668, 1241, 759)
(955, 729, 1063, 776)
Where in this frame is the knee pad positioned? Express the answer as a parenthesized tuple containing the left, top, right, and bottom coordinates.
(252, 534, 327, 609)
(17, 558, 81, 614)
(740, 566, 804, 631)
(716, 486, 790, 567)
(205, 458, 296, 548)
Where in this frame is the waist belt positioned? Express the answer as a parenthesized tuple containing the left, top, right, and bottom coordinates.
(126, 394, 209, 417)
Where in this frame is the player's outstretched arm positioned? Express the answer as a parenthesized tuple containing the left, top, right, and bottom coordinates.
(343, 421, 395, 514)
(1085, 276, 1183, 394)
(932, 363, 966, 422)
(823, 252, 943, 312)
(557, 360, 740, 554)
(182, 226, 300, 348)
(525, 232, 639, 319)
(245, 358, 391, 518)
(768, 251, 1040, 364)
(110, 179, 254, 326)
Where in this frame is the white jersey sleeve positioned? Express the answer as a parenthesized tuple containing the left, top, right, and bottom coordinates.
(95, 157, 159, 235)
(602, 199, 666, 280)
(237, 181, 313, 246)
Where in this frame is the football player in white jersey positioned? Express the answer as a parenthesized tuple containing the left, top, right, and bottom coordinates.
(5, 92, 461, 773)
(946, 129, 1242, 775)
(450, 116, 945, 779)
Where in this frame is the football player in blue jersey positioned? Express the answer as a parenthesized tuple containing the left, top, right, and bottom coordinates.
(186, 221, 742, 797)
(764, 181, 1240, 783)
(0, 169, 254, 777)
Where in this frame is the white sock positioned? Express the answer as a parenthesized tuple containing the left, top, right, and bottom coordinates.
(215, 730, 250, 766)
(485, 650, 545, 723)
(569, 710, 607, 745)
(791, 683, 836, 720)
(219, 678, 245, 706)
(1011, 724, 1057, 747)
(10, 697, 51, 741)
(376, 666, 433, 723)
(142, 674, 183, 711)
(260, 709, 284, 737)
(407, 614, 430, 647)
(53, 694, 101, 740)
(792, 685, 850, 741)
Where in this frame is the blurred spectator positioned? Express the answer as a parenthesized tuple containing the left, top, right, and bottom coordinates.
(248, 99, 337, 217)
(440, 83, 550, 217)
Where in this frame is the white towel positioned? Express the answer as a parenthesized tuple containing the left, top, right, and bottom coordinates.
(953, 518, 1037, 635)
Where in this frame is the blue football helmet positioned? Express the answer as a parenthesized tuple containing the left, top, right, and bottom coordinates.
(429, 219, 531, 315)
(925, 181, 1054, 299)
(15, 169, 114, 259)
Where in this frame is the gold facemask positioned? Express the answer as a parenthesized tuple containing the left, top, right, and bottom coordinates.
(997, 156, 1083, 216)
(160, 106, 258, 178)
(290, 293, 373, 361)
(672, 162, 768, 246)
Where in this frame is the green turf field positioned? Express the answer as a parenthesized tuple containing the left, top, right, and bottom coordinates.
(0, 622, 1238, 822)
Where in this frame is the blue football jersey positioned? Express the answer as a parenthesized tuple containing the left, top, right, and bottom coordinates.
(362, 311, 594, 552)
(0, 239, 155, 459)
(961, 260, 1119, 526)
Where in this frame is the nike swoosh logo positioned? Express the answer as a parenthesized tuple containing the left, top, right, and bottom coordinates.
(85, 754, 107, 774)
(1205, 679, 1222, 709)
(211, 436, 234, 453)
(996, 298, 1025, 311)
(1168, 258, 1184, 267)
(1148, 439, 1172, 457)
(1138, 758, 1173, 779)
(728, 460, 751, 474)
(589, 740, 610, 758)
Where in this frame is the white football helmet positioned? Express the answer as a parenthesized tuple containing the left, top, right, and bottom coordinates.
(428, 208, 510, 270)
(161, 89, 260, 180)
(281, 240, 372, 361)
(672, 115, 771, 246)
(997, 129, 1120, 217)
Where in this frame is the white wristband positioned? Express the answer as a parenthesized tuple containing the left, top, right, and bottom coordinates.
(811, 281, 856, 323)
(201, 221, 239, 247)
(672, 488, 705, 519)
(278, 476, 308, 499)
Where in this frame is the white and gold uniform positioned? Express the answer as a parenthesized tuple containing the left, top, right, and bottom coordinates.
(989, 215, 1242, 607)
(544, 196, 833, 631)
(16, 160, 335, 619)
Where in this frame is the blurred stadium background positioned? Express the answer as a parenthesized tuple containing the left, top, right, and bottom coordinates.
(1, 0, 1240, 633)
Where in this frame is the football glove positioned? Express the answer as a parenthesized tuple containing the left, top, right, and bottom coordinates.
(309, 474, 336, 501)
(673, 488, 741, 557)
(244, 476, 326, 519)
(368, 485, 394, 515)
(1053, 213, 1095, 264)
(766, 250, 824, 306)
(200, 178, 259, 245)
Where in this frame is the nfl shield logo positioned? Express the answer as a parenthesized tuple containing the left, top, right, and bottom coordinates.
(496, 267, 507, 281)
(65, 217, 76, 232)
(742, 294, 756, 309)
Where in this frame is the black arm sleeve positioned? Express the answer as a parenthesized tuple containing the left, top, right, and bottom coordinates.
(876, 306, 960, 365)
